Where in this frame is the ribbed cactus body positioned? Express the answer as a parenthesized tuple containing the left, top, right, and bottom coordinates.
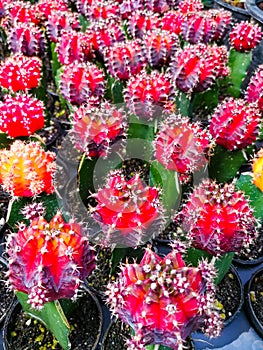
(46, 10, 80, 43)
(179, 180, 258, 255)
(127, 10, 160, 39)
(230, 21, 262, 52)
(246, 65, 263, 112)
(35, 0, 68, 22)
(209, 97, 261, 150)
(106, 247, 222, 349)
(6, 212, 96, 309)
(161, 10, 184, 35)
(0, 140, 56, 197)
(91, 20, 125, 53)
(0, 94, 45, 137)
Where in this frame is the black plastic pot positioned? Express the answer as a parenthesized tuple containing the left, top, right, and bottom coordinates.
(214, 0, 251, 22)
(2, 285, 103, 350)
(245, 267, 263, 339)
(245, 0, 263, 25)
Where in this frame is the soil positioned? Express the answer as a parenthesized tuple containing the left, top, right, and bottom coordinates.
(215, 267, 243, 323)
(0, 258, 15, 323)
(5, 289, 102, 350)
(248, 269, 263, 326)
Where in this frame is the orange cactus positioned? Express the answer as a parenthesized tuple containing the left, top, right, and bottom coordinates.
(253, 149, 263, 192)
(0, 140, 56, 197)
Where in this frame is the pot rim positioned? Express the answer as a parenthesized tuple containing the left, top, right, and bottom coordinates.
(245, 0, 263, 24)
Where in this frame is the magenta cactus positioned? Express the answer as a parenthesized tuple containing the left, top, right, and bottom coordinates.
(35, 0, 68, 22)
(21, 202, 46, 221)
(59, 61, 105, 105)
(71, 101, 127, 158)
(155, 114, 210, 183)
(5, 0, 39, 25)
(0, 94, 45, 137)
(161, 10, 185, 35)
(56, 30, 95, 65)
(209, 97, 261, 150)
(104, 40, 147, 80)
(6, 211, 96, 309)
(178, 180, 258, 256)
(106, 245, 223, 349)
(246, 65, 263, 112)
(170, 43, 229, 93)
(143, 28, 179, 67)
(88, 0, 120, 22)
(46, 10, 80, 43)
(7, 23, 46, 56)
(92, 170, 164, 247)
(127, 10, 160, 39)
(230, 21, 262, 52)
(125, 70, 175, 120)
(178, 0, 204, 13)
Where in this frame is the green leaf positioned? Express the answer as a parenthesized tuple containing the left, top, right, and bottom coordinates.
(16, 292, 71, 350)
(105, 75, 124, 104)
(79, 14, 90, 32)
(78, 155, 97, 205)
(0, 132, 11, 149)
(191, 86, 219, 115)
(208, 145, 248, 183)
(51, 42, 61, 81)
(235, 173, 263, 220)
(146, 345, 173, 350)
(175, 91, 191, 116)
(150, 160, 181, 221)
(224, 49, 252, 98)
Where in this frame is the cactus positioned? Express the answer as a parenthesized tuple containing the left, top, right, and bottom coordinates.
(125, 70, 175, 120)
(154, 114, 210, 183)
(88, 0, 120, 22)
(143, 28, 179, 68)
(5, 0, 39, 25)
(7, 23, 46, 57)
(178, 179, 258, 256)
(21, 202, 46, 220)
(0, 53, 42, 92)
(6, 211, 95, 309)
(59, 61, 105, 105)
(46, 10, 80, 43)
(209, 97, 261, 151)
(0, 94, 45, 137)
(170, 43, 229, 93)
(56, 29, 95, 65)
(178, 0, 204, 13)
(246, 65, 263, 113)
(252, 149, 263, 192)
(35, 0, 68, 22)
(229, 21, 262, 52)
(0, 140, 56, 197)
(127, 10, 160, 39)
(104, 40, 146, 80)
(106, 245, 223, 349)
(71, 101, 127, 158)
(161, 10, 184, 35)
(91, 170, 164, 247)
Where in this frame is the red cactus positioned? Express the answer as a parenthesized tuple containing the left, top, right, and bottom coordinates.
(155, 115, 210, 182)
(170, 43, 229, 93)
(75, 0, 93, 16)
(161, 10, 185, 35)
(56, 30, 95, 65)
(209, 97, 261, 150)
(126, 10, 160, 39)
(125, 70, 175, 120)
(92, 170, 164, 247)
(88, 0, 120, 22)
(5, 0, 39, 25)
(144, 0, 174, 13)
(35, 0, 68, 22)
(179, 180, 258, 255)
(104, 40, 146, 80)
(0, 53, 42, 92)
(106, 245, 223, 349)
(21, 202, 46, 221)
(0, 140, 56, 197)
(6, 211, 95, 309)
(71, 101, 127, 158)
(0, 94, 45, 137)
(7, 23, 46, 56)
(246, 65, 263, 112)
(119, 0, 144, 20)
(46, 10, 80, 43)
(59, 61, 105, 105)
(143, 29, 179, 67)
(230, 21, 262, 52)
(178, 0, 204, 13)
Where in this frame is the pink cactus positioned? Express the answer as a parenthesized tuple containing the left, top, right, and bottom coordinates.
(75, 0, 93, 17)
(92, 170, 164, 247)
(209, 97, 261, 150)
(56, 30, 95, 65)
(0, 53, 42, 92)
(155, 115, 210, 183)
(125, 70, 175, 120)
(35, 0, 68, 22)
(6, 211, 95, 309)
(246, 65, 263, 112)
(71, 101, 127, 158)
(170, 43, 229, 93)
(230, 21, 262, 52)
(178, 0, 204, 13)
(46, 10, 80, 43)
(179, 180, 258, 255)
(59, 61, 105, 105)
(5, 0, 39, 25)
(104, 40, 146, 80)
(0, 140, 56, 197)
(143, 28, 179, 67)
(0, 94, 45, 137)
(106, 245, 223, 349)
(7, 23, 46, 56)
(161, 10, 185, 35)
(88, 0, 120, 22)
(126, 10, 160, 38)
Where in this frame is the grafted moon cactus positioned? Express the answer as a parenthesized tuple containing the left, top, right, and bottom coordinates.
(127, 10, 160, 39)
(230, 21, 262, 52)
(0, 140, 56, 197)
(46, 10, 80, 43)
(6, 212, 95, 309)
(92, 170, 164, 247)
(246, 65, 263, 112)
(179, 180, 258, 255)
(252, 149, 263, 192)
(106, 245, 223, 350)
(209, 97, 261, 150)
